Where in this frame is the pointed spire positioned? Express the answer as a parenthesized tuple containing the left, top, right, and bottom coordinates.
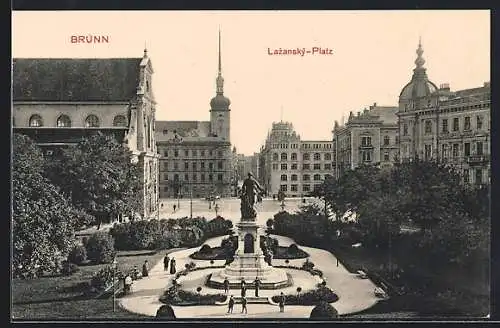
(415, 37, 425, 69)
(143, 41, 148, 57)
(216, 29, 224, 95)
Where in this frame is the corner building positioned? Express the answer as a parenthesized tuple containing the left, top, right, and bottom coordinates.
(12, 50, 160, 219)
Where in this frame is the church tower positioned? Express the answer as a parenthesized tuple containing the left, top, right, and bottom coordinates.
(210, 30, 231, 141)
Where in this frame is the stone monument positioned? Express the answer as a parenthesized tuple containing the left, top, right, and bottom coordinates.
(207, 173, 289, 289)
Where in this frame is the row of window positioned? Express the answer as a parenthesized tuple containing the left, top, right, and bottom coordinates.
(271, 143, 332, 149)
(28, 114, 128, 128)
(402, 141, 486, 159)
(163, 149, 225, 158)
(272, 163, 332, 170)
(463, 168, 486, 185)
(280, 184, 321, 192)
(403, 115, 485, 136)
(280, 174, 326, 181)
(272, 152, 332, 161)
(162, 161, 225, 171)
(168, 173, 224, 182)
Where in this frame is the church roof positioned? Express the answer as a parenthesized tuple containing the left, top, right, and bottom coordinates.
(12, 58, 142, 102)
(155, 120, 227, 143)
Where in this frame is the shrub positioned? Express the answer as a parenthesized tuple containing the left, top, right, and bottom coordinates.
(272, 286, 338, 305)
(199, 244, 212, 254)
(68, 244, 87, 264)
(161, 286, 226, 305)
(310, 301, 338, 319)
(155, 304, 176, 320)
(90, 266, 119, 291)
(61, 261, 80, 276)
(302, 260, 315, 271)
(85, 232, 116, 264)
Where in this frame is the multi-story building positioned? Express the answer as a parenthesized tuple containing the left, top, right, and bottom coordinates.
(333, 104, 399, 177)
(156, 32, 233, 198)
(259, 121, 334, 197)
(12, 49, 160, 219)
(397, 41, 491, 185)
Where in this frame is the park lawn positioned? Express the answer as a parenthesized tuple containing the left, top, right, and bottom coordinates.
(12, 249, 172, 320)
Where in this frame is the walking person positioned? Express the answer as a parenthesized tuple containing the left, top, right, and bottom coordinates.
(278, 292, 285, 313)
(163, 254, 170, 272)
(241, 284, 246, 298)
(142, 260, 149, 278)
(169, 257, 176, 275)
(124, 274, 133, 294)
(241, 296, 248, 314)
(227, 295, 235, 314)
(254, 277, 261, 297)
(223, 277, 230, 294)
(173, 204, 177, 212)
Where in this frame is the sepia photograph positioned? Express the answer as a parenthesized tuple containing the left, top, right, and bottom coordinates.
(11, 9, 490, 320)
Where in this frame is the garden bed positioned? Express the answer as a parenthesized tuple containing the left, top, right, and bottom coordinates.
(160, 286, 227, 306)
(189, 247, 228, 260)
(271, 285, 339, 305)
(273, 246, 309, 259)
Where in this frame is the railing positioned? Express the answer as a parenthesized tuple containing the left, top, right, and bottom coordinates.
(467, 155, 490, 164)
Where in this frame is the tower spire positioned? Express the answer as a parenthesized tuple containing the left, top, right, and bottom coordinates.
(415, 37, 425, 69)
(216, 29, 224, 95)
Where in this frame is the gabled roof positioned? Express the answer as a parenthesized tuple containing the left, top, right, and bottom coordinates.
(12, 58, 142, 101)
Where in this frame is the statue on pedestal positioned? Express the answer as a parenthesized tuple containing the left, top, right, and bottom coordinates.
(240, 172, 264, 220)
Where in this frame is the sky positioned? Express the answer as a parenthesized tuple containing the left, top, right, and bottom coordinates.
(12, 10, 490, 155)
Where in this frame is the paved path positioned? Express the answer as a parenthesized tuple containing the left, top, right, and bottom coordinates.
(119, 234, 379, 318)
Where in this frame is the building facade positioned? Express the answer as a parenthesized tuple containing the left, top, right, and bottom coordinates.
(397, 41, 491, 185)
(333, 103, 399, 177)
(156, 32, 233, 199)
(259, 121, 334, 197)
(12, 50, 160, 219)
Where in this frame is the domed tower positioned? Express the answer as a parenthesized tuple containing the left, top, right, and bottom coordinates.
(210, 30, 231, 141)
(398, 39, 439, 160)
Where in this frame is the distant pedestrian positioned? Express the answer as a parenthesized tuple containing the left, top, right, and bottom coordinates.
(254, 277, 261, 297)
(142, 260, 149, 277)
(124, 274, 133, 294)
(163, 254, 170, 271)
(227, 295, 235, 313)
(336, 258, 339, 267)
(161, 203, 164, 209)
(278, 292, 285, 312)
(223, 277, 230, 294)
(132, 265, 140, 280)
(241, 296, 248, 314)
(170, 258, 176, 274)
(241, 285, 246, 297)
(173, 204, 177, 212)
(240, 278, 246, 289)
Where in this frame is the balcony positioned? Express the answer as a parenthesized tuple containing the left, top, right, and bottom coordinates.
(467, 155, 490, 164)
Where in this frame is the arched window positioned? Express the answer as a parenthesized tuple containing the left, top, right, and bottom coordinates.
(424, 120, 432, 134)
(273, 153, 279, 161)
(85, 115, 100, 127)
(281, 153, 288, 161)
(113, 115, 127, 127)
(303, 153, 310, 161)
(291, 152, 297, 160)
(303, 174, 310, 181)
(313, 174, 321, 181)
(314, 153, 321, 160)
(56, 115, 71, 127)
(29, 114, 43, 127)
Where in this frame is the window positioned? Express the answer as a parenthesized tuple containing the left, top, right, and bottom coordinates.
(209, 162, 214, 170)
(273, 153, 279, 161)
(383, 152, 390, 161)
(313, 174, 321, 181)
(314, 153, 321, 160)
(291, 174, 298, 181)
(272, 163, 278, 170)
(29, 114, 43, 127)
(464, 143, 471, 157)
(291, 184, 298, 192)
(281, 153, 288, 161)
(302, 184, 310, 192)
(302, 164, 310, 170)
(218, 161, 223, 169)
(174, 174, 179, 181)
(201, 162, 205, 170)
(313, 163, 321, 170)
(424, 120, 432, 134)
(361, 136, 372, 146)
(57, 115, 71, 127)
(172, 162, 178, 170)
(303, 153, 310, 161)
(362, 151, 372, 162)
(113, 115, 127, 127)
(218, 174, 223, 181)
(424, 144, 432, 160)
(476, 142, 483, 156)
(280, 185, 288, 192)
(303, 174, 310, 181)
(174, 150, 179, 157)
(324, 153, 331, 160)
(201, 150, 205, 157)
(209, 150, 213, 157)
(200, 174, 205, 181)
(463, 169, 469, 184)
(452, 144, 459, 157)
(192, 174, 197, 181)
(403, 123, 408, 136)
(163, 173, 168, 180)
(218, 151, 223, 158)
(395, 136, 399, 144)
(383, 136, 390, 146)
(291, 163, 298, 170)
(184, 150, 189, 157)
(192, 162, 197, 170)
(477, 116, 483, 130)
(209, 174, 213, 181)
(464, 117, 471, 131)
(441, 144, 448, 159)
(324, 163, 331, 170)
(84, 115, 100, 127)
(164, 186, 168, 192)
(193, 150, 198, 157)
(281, 163, 288, 170)
(475, 169, 482, 185)
(184, 174, 189, 181)
(291, 153, 297, 160)
(184, 162, 189, 170)
(280, 174, 287, 181)
(442, 119, 448, 133)
(453, 118, 459, 131)
(164, 150, 168, 157)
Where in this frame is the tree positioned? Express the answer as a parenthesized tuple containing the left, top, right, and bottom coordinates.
(155, 304, 176, 320)
(310, 301, 338, 319)
(45, 133, 143, 228)
(13, 134, 79, 278)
